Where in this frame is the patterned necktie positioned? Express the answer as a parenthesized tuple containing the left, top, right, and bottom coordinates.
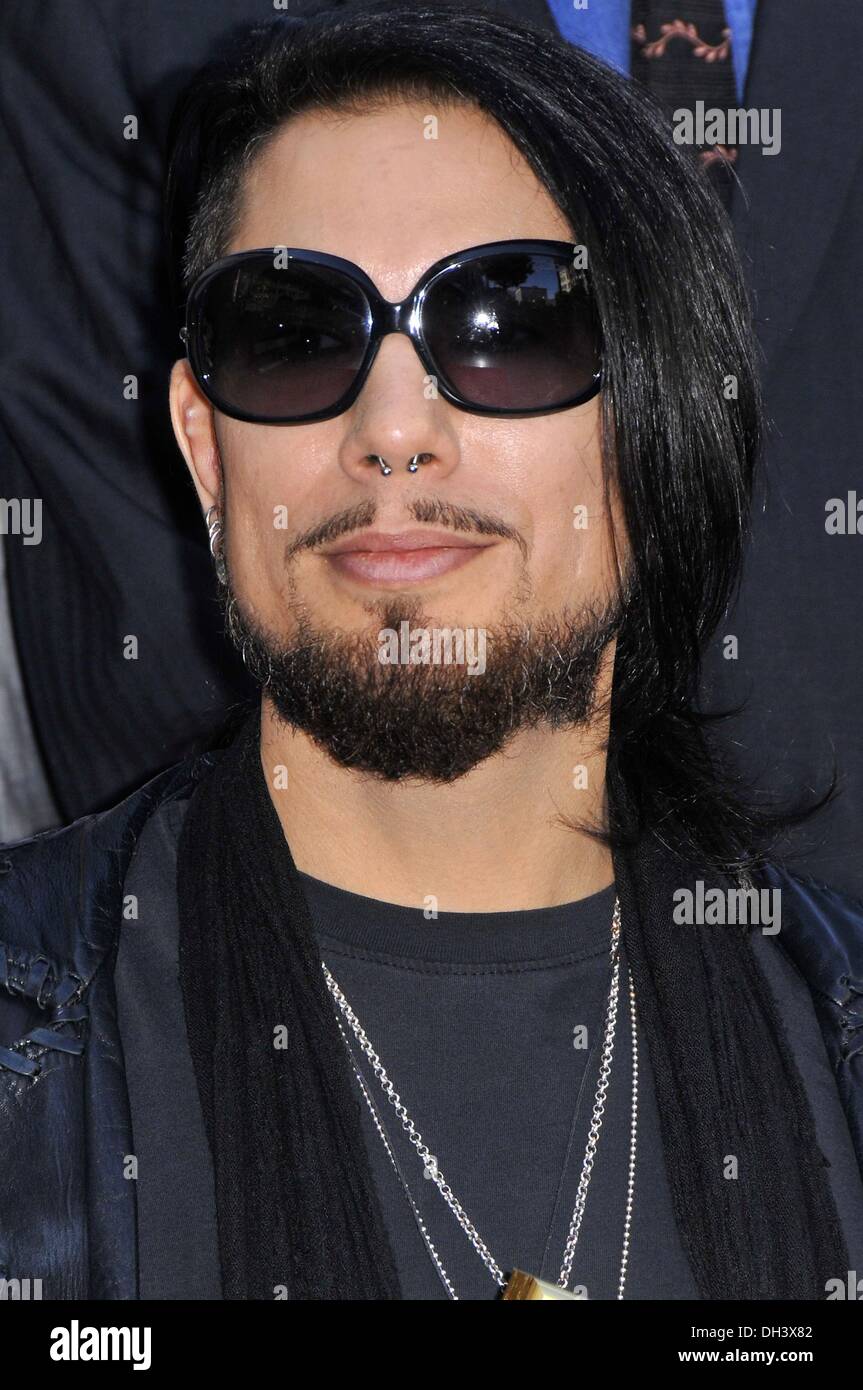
(630, 0, 738, 207)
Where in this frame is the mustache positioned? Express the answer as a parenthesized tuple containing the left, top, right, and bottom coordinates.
(285, 495, 528, 563)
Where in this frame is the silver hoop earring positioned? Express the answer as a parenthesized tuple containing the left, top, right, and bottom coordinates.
(205, 504, 228, 585)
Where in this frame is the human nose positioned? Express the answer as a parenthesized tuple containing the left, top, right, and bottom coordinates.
(337, 332, 461, 485)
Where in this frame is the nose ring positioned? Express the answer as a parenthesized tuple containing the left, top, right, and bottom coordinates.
(369, 454, 430, 476)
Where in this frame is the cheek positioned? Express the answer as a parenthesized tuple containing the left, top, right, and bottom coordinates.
(531, 512, 616, 612)
(219, 429, 318, 598)
(519, 413, 614, 604)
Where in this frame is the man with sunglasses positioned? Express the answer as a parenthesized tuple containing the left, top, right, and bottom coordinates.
(0, 3, 862, 1305)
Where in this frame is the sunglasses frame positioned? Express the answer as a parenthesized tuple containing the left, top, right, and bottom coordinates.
(180, 238, 603, 425)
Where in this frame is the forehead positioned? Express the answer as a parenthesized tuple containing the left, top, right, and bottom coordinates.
(228, 99, 573, 300)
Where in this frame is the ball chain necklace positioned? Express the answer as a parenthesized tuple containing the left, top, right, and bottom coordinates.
(321, 896, 639, 1301)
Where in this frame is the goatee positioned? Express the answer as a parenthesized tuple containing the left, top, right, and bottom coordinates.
(221, 575, 623, 783)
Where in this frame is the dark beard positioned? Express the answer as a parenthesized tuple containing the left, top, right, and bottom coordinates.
(221, 572, 623, 782)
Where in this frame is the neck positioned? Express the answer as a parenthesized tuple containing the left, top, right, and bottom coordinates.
(258, 658, 614, 913)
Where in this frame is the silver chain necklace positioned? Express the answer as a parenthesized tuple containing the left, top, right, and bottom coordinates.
(321, 896, 640, 1300)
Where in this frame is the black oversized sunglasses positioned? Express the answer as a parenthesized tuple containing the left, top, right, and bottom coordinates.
(180, 239, 602, 425)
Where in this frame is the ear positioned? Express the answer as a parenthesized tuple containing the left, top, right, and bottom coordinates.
(169, 358, 222, 510)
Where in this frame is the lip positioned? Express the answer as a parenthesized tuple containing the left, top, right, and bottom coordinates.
(321, 529, 485, 555)
(320, 529, 495, 587)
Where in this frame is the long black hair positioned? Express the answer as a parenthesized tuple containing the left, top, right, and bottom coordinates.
(164, 0, 790, 875)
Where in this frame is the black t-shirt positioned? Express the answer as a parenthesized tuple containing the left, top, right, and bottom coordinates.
(114, 798, 863, 1300)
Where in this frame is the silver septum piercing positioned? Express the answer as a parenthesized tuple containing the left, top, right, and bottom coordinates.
(371, 454, 429, 476)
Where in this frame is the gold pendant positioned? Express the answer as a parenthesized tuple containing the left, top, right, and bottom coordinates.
(501, 1269, 584, 1300)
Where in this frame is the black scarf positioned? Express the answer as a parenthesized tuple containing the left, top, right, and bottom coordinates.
(177, 707, 847, 1299)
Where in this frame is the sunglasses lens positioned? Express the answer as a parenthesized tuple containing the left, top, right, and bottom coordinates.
(193, 259, 371, 420)
(422, 251, 600, 411)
